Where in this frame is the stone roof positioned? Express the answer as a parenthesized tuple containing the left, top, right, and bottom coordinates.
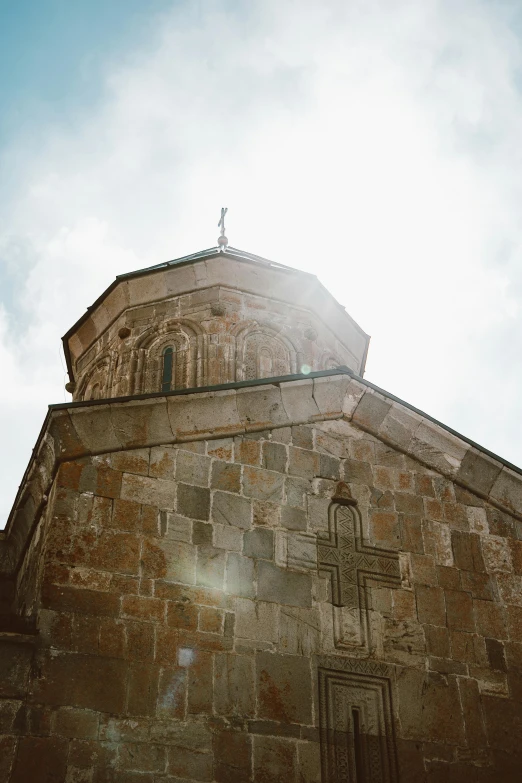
(2, 369, 521, 576)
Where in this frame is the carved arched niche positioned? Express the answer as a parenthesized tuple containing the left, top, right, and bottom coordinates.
(235, 324, 298, 381)
(133, 319, 203, 394)
(77, 355, 113, 401)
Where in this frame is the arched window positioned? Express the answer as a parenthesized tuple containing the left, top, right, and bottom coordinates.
(159, 340, 189, 392)
(258, 347, 273, 378)
(162, 346, 174, 392)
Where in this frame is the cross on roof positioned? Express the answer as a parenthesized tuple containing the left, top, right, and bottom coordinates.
(217, 207, 228, 249)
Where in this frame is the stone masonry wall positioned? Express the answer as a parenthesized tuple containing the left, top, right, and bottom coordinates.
(2, 406, 522, 781)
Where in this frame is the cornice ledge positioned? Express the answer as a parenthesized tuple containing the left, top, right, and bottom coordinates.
(347, 387, 522, 522)
(1, 375, 355, 575)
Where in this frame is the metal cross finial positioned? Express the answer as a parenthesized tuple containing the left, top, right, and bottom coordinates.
(217, 207, 228, 250)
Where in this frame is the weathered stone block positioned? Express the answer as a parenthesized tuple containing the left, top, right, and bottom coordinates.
(192, 520, 213, 546)
(196, 546, 226, 590)
(214, 729, 252, 783)
(378, 403, 422, 450)
(312, 374, 353, 418)
(226, 553, 255, 598)
(422, 520, 453, 566)
(486, 638, 507, 672)
(122, 595, 165, 623)
(157, 666, 187, 720)
(177, 484, 210, 521)
(281, 379, 320, 423)
(214, 523, 242, 551)
(281, 506, 307, 531)
(167, 745, 213, 781)
(207, 438, 234, 461)
(33, 652, 127, 713)
(212, 491, 252, 530)
(263, 441, 288, 473)
(167, 601, 198, 631)
(445, 590, 475, 632)
(279, 606, 320, 656)
(52, 707, 99, 739)
(288, 447, 319, 480)
(111, 449, 150, 477)
(0, 735, 16, 782)
(291, 425, 313, 450)
(110, 498, 141, 532)
(244, 528, 274, 560)
(284, 476, 309, 509)
(149, 445, 176, 478)
(286, 533, 317, 573)
(88, 531, 141, 574)
(0, 642, 34, 699)
(10, 736, 68, 783)
(482, 535, 512, 573)
(237, 385, 289, 431)
(121, 473, 176, 509)
(410, 421, 467, 475)
(157, 539, 196, 584)
(125, 621, 155, 661)
(235, 598, 278, 642)
(214, 653, 255, 716)
(42, 584, 120, 618)
(474, 599, 507, 639)
(257, 561, 312, 608)
(458, 677, 486, 750)
(164, 512, 192, 543)
(256, 651, 312, 724)
(211, 461, 241, 493)
(167, 388, 241, 441)
(176, 450, 211, 487)
(397, 668, 464, 743)
(497, 573, 522, 607)
(371, 511, 400, 549)
(342, 457, 373, 485)
(187, 648, 213, 714)
(253, 734, 298, 783)
(451, 532, 485, 573)
(457, 449, 503, 495)
(318, 453, 340, 480)
(118, 741, 166, 772)
(236, 437, 261, 466)
(352, 390, 392, 431)
(150, 718, 212, 749)
(243, 466, 285, 502)
(198, 606, 223, 634)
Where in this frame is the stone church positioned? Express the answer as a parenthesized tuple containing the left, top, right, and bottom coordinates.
(1, 233, 521, 782)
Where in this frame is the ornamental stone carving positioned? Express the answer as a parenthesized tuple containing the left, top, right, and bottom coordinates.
(63, 247, 369, 401)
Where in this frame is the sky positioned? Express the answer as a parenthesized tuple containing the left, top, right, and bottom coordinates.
(2, 0, 522, 527)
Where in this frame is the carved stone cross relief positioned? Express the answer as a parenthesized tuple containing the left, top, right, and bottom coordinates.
(318, 500, 401, 651)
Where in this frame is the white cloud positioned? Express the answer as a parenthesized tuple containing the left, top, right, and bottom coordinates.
(2, 0, 522, 525)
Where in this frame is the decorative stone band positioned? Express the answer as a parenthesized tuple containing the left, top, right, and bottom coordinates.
(2, 370, 521, 575)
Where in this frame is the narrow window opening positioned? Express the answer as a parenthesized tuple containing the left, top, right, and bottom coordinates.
(352, 707, 365, 783)
(162, 346, 174, 392)
(258, 347, 273, 378)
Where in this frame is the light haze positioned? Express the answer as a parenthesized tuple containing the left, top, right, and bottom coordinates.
(1, 0, 522, 526)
